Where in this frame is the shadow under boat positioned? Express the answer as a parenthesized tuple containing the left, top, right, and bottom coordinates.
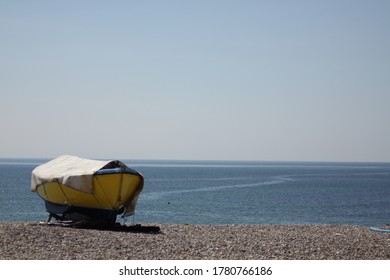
(38, 219, 161, 233)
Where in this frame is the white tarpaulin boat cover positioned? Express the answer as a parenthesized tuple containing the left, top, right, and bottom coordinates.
(31, 155, 115, 193)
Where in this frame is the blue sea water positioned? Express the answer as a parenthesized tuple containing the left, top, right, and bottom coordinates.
(0, 159, 389, 226)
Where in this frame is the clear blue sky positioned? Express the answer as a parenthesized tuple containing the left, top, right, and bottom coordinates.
(1, 0, 389, 162)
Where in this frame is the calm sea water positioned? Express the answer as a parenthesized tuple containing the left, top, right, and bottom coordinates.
(0, 159, 389, 226)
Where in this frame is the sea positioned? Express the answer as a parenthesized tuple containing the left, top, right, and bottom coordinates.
(0, 158, 389, 227)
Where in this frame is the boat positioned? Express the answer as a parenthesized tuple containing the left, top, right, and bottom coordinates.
(31, 155, 144, 225)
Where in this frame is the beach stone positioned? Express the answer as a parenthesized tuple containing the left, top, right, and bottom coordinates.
(0, 222, 389, 260)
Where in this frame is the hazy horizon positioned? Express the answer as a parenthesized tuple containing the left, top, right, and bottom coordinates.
(1, 1, 389, 162)
(1, 156, 389, 165)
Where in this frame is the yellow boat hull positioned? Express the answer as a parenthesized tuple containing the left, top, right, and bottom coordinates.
(35, 172, 143, 224)
(36, 173, 142, 210)
(31, 155, 144, 225)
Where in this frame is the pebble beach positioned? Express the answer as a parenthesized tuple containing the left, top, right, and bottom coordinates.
(0, 222, 389, 260)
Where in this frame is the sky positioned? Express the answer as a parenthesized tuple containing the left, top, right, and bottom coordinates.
(1, 0, 389, 162)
